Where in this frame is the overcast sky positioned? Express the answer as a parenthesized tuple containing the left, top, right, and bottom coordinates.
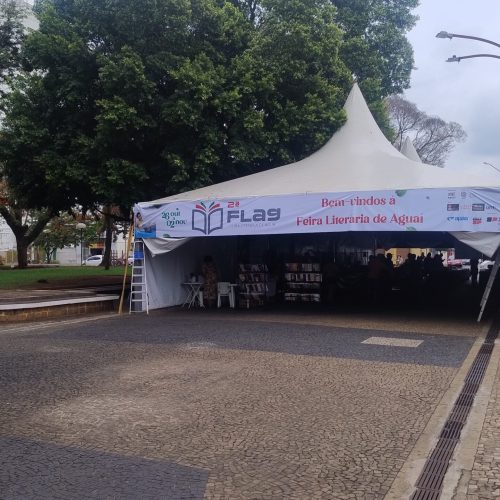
(406, 0, 500, 175)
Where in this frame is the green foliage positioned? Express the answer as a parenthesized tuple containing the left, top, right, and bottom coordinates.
(333, 0, 419, 96)
(0, 0, 28, 92)
(34, 214, 101, 263)
(1, 0, 418, 213)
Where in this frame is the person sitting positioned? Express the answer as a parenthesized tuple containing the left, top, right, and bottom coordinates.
(201, 255, 218, 308)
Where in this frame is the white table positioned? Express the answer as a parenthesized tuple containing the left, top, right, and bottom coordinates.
(182, 282, 204, 309)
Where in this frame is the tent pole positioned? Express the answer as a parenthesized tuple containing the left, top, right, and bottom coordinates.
(477, 249, 500, 322)
(118, 222, 134, 315)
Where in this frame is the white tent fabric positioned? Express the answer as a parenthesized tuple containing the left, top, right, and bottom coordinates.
(451, 232, 500, 258)
(400, 136, 423, 163)
(143, 237, 190, 256)
(143, 237, 238, 310)
(147, 84, 499, 205)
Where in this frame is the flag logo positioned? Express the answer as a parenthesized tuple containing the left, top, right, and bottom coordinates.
(192, 202, 223, 235)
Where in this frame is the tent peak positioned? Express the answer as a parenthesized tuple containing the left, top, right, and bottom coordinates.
(400, 136, 423, 163)
(310, 82, 408, 162)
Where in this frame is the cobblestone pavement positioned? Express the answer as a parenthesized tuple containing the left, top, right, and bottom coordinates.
(0, 312, 477, 499)
(465, 356, 500, 500)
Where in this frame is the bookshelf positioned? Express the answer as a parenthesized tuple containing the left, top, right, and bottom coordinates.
(283, 262, 322, 303)
(238, 264, 269, 308)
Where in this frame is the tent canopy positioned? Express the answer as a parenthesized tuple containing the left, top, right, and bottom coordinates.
(135, 84, 500, 254)
(134, 84, 500, 315)
(147, 84, 499, 204)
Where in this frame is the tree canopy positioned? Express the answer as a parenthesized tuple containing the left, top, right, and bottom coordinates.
(0, 0, 27, 92)
(386, 94, 466, 167)
(333, 0, 418, 96)
(0, 0, 419, 215)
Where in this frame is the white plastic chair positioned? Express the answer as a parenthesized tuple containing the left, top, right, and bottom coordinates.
(217, 282, 235, 308)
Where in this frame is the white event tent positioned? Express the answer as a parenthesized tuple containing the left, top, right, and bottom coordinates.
(134, 84, 500, 311)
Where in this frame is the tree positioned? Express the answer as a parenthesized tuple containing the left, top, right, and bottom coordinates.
(332, 0, 419, 97)
(2, 0, 351, 204)
(34, 213, 101, 263)
(1, 0, 419, 249)
(386, 94, 467, 167)
(0, 1, 53, 268)
(0, 182, 53, 267)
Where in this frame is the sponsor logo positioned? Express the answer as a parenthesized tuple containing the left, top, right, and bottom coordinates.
(447, 204, 459, 211)
(487, 217, 498, 222)
(473, 217, 482, 225)
(461, 191, 467, 199)
(192, 202, 223, 235)
(472, 203, 485, 211)
(447, 216, 469, 222)
(448, 191, 456, 199)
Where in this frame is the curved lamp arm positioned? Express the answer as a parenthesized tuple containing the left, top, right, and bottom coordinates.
(447, 53, 500, 63)
(436, 31, 500, 49)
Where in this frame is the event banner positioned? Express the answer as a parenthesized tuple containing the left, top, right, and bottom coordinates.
(134, 188, 500, 239)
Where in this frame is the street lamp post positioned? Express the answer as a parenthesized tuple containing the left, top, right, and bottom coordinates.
(436, 31, 500, 63)
(483, 162, 500, 174)
(75, 222, 86, 265)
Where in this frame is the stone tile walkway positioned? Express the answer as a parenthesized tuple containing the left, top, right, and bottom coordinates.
(0, 313, 480, 499)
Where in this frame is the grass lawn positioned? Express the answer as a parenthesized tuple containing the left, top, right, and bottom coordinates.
(0, 266, 129, 289)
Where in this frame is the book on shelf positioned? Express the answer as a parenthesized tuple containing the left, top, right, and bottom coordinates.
(238, 263, 269, 307)
(283, 263, 322, 303)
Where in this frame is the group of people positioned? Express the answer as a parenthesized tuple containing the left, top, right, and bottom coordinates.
(322, 251, 454, 305)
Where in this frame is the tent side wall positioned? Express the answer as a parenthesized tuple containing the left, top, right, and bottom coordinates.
(144, 236, 238, 310)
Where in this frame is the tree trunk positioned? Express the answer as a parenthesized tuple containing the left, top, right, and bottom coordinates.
(0, 206, 53, 269)
(101, 206, 113, 270)
(16, 239, 29, 269)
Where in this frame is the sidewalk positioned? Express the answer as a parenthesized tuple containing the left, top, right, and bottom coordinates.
(0, 276, 125, 322)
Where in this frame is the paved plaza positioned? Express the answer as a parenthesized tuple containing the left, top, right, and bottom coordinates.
(0, 310, 496, 499)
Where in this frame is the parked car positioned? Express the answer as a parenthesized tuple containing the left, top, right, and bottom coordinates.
(447, 258, 470, 271)
(83, 255, 103, 266)
(479, 260, 494, 272)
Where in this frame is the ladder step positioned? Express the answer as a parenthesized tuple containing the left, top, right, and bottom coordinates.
(129, 238, 149, 315)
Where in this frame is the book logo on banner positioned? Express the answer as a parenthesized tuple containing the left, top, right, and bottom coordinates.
(192, 201, 223, 234)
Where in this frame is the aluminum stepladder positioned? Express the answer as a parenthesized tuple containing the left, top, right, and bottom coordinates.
(129, 239, 149, 314)
(477, 250, 500, 322)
